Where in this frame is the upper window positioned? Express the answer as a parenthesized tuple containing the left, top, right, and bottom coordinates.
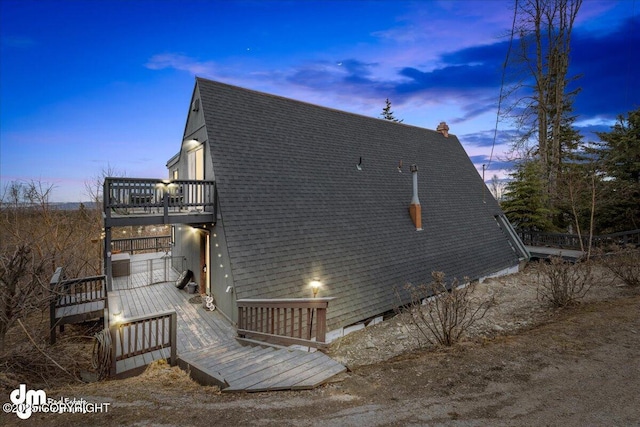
(187, 145, 204, 180)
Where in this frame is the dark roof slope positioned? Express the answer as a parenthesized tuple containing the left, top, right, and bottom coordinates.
(197, 78, 518, 329)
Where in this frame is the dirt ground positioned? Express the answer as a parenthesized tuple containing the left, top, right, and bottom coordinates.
(2, 265, 639, 426)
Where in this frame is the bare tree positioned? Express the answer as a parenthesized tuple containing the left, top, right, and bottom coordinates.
(489, 174, 507, 201)
(504, 0, 582, 200)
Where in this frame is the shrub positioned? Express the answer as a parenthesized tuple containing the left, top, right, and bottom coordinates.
(535, 257, 592, 307)
(601, 245, 640, 287)
(395, 272, 493, 347)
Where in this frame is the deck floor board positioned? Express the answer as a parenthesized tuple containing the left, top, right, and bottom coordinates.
(109, 252, 345, 391)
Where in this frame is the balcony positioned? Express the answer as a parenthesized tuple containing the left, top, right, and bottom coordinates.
(103, 178, 216, 227)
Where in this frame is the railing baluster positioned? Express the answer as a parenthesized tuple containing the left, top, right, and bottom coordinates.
(236, 298, 335, 349)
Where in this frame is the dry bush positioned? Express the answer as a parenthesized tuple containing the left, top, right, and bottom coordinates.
(600, 245, 640, 287)
(1, 181, 102, 348)
(0, 180, 104, 388)
(535, 257, 593, 307)
(0, 245, 52, 352)
(0, 316, 99, 389)
(395, 272, 493, 347)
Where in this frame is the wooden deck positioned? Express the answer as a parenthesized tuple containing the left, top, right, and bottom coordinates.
(109, 253, 346, 392)
(526, 245, 585, 262)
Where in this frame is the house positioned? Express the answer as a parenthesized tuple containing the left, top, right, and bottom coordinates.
(167, 77, 527, 333)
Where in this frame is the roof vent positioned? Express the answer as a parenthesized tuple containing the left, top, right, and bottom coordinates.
(437, 122, 449, 137)
(192, 98, 200, 112)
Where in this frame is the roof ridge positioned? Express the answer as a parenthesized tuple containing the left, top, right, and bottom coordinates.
(195, 76, 451, 136)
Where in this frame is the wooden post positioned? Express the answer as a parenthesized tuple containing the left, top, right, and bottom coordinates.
(316, 306, 327, 344)
(170, 312, 177, 366)
(163, 189, 169, 224)
(105, 227, 113, 292)
(49, 267, 64, 345)
(109, 321, 118, 376)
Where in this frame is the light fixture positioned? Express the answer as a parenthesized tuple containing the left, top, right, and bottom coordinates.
(112, 307, 122, 324)
(309, 280, 322, 298)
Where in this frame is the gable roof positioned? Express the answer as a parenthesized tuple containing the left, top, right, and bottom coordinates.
(196, 77, 519, 329)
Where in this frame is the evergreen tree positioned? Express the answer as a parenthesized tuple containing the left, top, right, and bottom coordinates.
(589, 108, 640, 232)
(501, 159, 555, 231)
(380, 98, 403, 122)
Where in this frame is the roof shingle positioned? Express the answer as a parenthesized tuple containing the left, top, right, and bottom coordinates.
(197, 78, 519, 329)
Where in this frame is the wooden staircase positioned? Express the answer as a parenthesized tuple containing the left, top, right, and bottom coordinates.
(178, 343, 346, 392)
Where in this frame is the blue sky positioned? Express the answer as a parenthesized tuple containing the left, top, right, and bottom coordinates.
(1, 0, 638, 202)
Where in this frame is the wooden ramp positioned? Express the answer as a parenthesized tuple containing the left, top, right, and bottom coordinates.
(110, 253, 346, 390)
(178, 344, 346, 393)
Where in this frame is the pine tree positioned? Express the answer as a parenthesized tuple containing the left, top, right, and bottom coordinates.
(380, 98, 403, 122)
(501, 160, 555, 232)
(588, 108, 640, 232)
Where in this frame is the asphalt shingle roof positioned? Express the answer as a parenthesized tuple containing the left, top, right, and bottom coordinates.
(197, 78, 519, 329)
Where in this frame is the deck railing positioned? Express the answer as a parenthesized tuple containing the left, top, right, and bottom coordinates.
(104, 177, 216, 216)
(110, 310, 177, 375)
(518, 229, 640, 250)
(113, 255, 185, 290)
(237, 298, 335, 349)
(49, 267, 107, 344)
(111, 235, 172, 254)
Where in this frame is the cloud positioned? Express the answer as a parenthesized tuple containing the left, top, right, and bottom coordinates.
(146, 12, 638, 134)
(145, 53, 218, 76)
(286, 59, 395, 99)
(469, 155, 514, 172)
(462, 128, 519, 148)
(570, 15, 640, 119)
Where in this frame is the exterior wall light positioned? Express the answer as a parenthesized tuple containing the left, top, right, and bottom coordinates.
(310, 280, 322, 298)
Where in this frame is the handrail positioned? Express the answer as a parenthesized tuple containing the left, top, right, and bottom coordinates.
(109, 310, 177, 375)
(56, 275, 107, 307)
(49, 267, 107, 344)
(518, 229, 640, 250)
(237, 298, 335, 349)
(111, 235, 172, 254)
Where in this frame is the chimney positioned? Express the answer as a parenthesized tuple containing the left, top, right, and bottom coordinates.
(409, 164, 423, 231)
(437, 121, 449, 137)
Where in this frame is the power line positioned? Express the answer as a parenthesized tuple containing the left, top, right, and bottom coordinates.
(487, 0, 519, 172)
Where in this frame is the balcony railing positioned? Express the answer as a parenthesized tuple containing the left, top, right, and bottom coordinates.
(237, 298, 335, 349)
(111, 236, 172, 254)
(103, 177, 216, 218)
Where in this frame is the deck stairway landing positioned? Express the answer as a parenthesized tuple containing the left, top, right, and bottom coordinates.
(179, 344, 346, 392)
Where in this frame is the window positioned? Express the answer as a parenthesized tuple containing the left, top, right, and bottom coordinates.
(187, 145, 204, 180)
